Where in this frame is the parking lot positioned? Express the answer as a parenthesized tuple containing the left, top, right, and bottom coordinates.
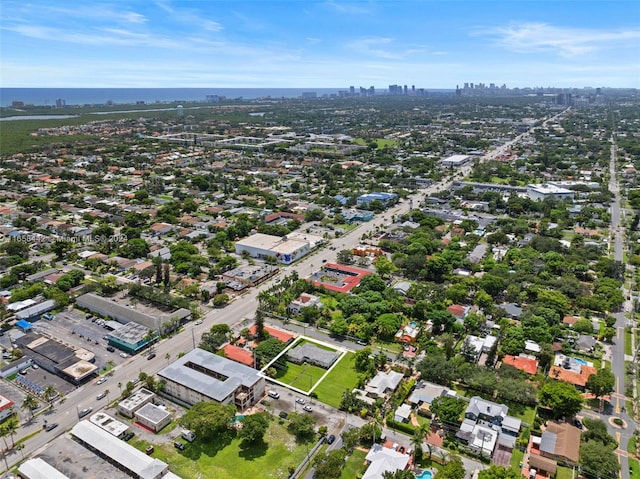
(35, 309, 132, 371)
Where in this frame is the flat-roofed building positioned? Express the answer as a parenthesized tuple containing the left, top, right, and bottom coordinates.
(89, 412, 130, 438)
(107, 322, 152, 354)
(441, 154, 471, 167)
(234, 232, 322, 265)
(135, 403, 171, 432)
(157, 348, 265, 410)
(527, 183, 575, 202)
(0, 394, 15, 422)
(118, 388, 155, 418)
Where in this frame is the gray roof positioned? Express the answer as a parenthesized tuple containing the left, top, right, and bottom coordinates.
(71, 421, 169, 479)
(15, 299, 55, 320)
(409, 381, 450, 405)
(107, 321, 150, 344)
(288, 342, 339, 368)
(466, 396, 508, 422)
(157, 348, 262, 402)
(540, 430, 557, 456)
(135, 403, 171, 424)
(25, 268, 60, 282)
(502, 415, 522, 433)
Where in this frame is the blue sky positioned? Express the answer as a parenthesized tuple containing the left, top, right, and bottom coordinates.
(1, 1, 639, 88)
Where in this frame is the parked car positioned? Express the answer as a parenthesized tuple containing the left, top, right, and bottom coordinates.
(268, 390, 280, 399)
(120, 352, 129, 358)
(45, 423, 58, 432)
(174, 442, 185, 451)
(97, 377, 107, 385)
(303, 405, 312, 412)
(326, 434, 336, 445)
(278, 411, 288, 419)
(574, 418, 583, 429)
(78, 407, 93, 418)
(106, 346, 115, 352)
(122, 432, 135, 442)
(194, 319, 203, 325)
(147, 353, 156, 360)
(96, 392, 107, 400)
(295, 398, 306, 405)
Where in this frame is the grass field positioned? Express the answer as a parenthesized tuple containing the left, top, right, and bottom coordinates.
(276, 361, 327, 392)
(630, 458, 640, 479)
(340, 449, 368, 479)
(556, 466, 573, 479)
(509, 447, 524, 470)
(313, 352, 361, 408)
(131, 419, 307, 479)
(626, 328, 633, 355)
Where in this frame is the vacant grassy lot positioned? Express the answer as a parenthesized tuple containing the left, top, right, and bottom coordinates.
(313, 352, 361, 408)
(340, 449, 368, 479)
(276, 361, 327, 392)
(132, 418, 307, 479)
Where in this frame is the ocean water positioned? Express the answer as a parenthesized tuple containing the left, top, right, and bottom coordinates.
(0, 88, 347, 107)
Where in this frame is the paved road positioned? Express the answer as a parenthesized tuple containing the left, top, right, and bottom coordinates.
(1, 109, 564, 473)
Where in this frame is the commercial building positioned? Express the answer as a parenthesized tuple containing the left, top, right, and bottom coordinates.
(526, 183, 575, 202)
(157, 348, 265, 410)
(18, 458, 70, 479)
(440, 155, 471, 167)
(76, 293, 191, 333)
(70, 421, 181, 479)
(89, 412, 130, 438)
(118, 388, 156, 418)
(106, 322, 153, 355)
(356, 192, 398, 208)
(0, 394, 15, 422)
(234, 232, 319, 265)
(134, 403, 171, 432)
(310, 263, 371, 293)
(14, 299, 56, 321)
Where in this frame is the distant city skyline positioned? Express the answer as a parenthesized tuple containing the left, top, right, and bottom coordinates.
(1, 0, 639, 88)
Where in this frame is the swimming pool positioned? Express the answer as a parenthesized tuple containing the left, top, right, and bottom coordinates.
(409, 321, 418, 328)
(573, 357, 588, 365)
(417, 470, 433, 479)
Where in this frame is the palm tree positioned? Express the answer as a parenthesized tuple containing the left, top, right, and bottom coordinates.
(165, 352, 171, 364)
(43, 385, 57, 408)
(104, 389, 110, 404)
(21, 394, 38, 421)
(16, 443, 25, 460)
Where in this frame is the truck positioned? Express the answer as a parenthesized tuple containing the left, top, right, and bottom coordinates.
(181, 429, 195, 442)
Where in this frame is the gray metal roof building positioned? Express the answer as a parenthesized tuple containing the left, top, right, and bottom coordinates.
(15, 299, 55, 321)
(157, 348, 265, 408)
(18, 458, 69, 479)
(71, 420, 177, 479)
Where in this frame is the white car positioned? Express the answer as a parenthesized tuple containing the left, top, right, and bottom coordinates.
(194, 320, 203, 325)
(120, 352, 129, 358)
(96, 378, 107, 385)
(295, 398, 306, 405)
(303, 405, 313, 412)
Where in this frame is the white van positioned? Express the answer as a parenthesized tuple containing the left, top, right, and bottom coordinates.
(268, 390, 280, 399)
(181, 429, 196, 442)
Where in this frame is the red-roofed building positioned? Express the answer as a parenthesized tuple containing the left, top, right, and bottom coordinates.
(0, 395, 15, 421)
(562, 316, 581, 326)
(503, 354, 539, 375)
(222, 344, 254, 367)
(446, 304, 469, 320)
(248, 325, 296, 344)
(263, 212, 305, 223)
(311, 263, 371, 293)
(549, 364, 597, 389)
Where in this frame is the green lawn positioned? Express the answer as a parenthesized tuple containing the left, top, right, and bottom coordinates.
(503, 402, 537, 425)
(625, 328, 633, 355)
(556, 466, 574, 479)
(630, 457, 640, 479)
(313, 352, 361, 408)
(132, 419, 308, 479)
(276, 361, 327, 392)
(510, 447, 524, 469)
(340, 449, 368, 479)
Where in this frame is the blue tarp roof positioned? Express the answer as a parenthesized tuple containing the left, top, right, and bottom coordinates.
(16, 320, 33, 330)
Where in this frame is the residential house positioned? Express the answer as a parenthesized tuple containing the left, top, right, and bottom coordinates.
(365, 370, 404, 399)
(363, 444, 411, 479)
(288, 293, 323, 314)
(539, 421, 581, 466)
(465, 396, 508, 426)
(502, 354, 539, 375)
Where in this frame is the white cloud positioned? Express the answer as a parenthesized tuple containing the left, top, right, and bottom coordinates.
(480, 22, 640, 58)
(321, 1, 375, 15)
(155, 1, 223, 32)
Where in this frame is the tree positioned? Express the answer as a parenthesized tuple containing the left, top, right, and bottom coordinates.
(430, 396, 466, 425)
(477, 465, 521, 479)
(353, 347, 374, 373)
(254, 309, 265, 340)
(179, 402, 236, 440)
(341, 426, 361, 452)
(43, 385, 58, 408)
(199, 324, 231, 353)
(580, 440, 620, 478)
(374, 255, 397, 278)
(239, 412, 270, 444)
(538, 380, 584, 419)
(427, 310, 456, 334)
(337, 249, 353, 265)
(254, 338, 286, 368)
(437, 455, 465, 479)
(287, 412, 316, 442)
(21, 394, 38, 420)
(313, 449, 347, 479)
(585, 368, 615, 400)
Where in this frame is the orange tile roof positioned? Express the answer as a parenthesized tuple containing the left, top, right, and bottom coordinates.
(549, 364, 597, 387)
(249, 325, 295, 343)
(222, 344, 254, 367)
(503, 354, 539, 375)
(562, 316, 581, 325)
